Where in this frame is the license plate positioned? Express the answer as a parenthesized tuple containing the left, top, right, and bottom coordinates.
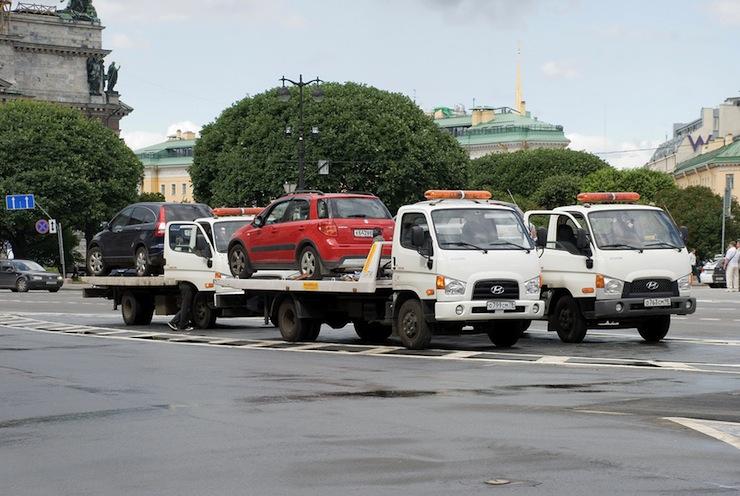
(46, 281, 57, 285)
(644, 298, 671, 307)
(486, 301, 516, 311)
(353, 229, 375, 238)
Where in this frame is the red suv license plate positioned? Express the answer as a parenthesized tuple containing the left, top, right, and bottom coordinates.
(354, 229, 375, 238)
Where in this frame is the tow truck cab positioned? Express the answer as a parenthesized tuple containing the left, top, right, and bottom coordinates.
(525, 192, 696, 344)
(391, 190, 545, 348)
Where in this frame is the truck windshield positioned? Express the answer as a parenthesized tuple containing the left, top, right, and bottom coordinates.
(588, 209, 683, 250)
(213, 220, 250, 253)
(432, 209, 533, 251)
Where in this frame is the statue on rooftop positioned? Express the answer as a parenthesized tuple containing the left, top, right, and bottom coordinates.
(86, 55, 104, 95)
(59, 0, 98, 21)
(106, 61, 120, 94)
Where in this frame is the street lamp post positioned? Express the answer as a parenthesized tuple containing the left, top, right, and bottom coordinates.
(278, 74, 323, 190)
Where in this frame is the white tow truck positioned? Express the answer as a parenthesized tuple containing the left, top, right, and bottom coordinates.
(524, 192, 696, 343)
(83, 209, 273, 328)
(217, 190, 545, 349)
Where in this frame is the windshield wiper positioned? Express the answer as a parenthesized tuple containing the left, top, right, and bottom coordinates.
(347, 214, 368, 218)
(600, 243, 643, 253)
(488, 240, 531, 253)
(643, 241, 682, 251)
(441, 241, 488, 254)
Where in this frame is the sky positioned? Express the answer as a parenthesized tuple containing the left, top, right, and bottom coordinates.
(48, 0, 740, 167)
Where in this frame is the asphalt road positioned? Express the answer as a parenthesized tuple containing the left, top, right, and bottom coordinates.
(1, 286, 738, 495)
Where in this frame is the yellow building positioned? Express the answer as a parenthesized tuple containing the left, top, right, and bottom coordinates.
(135, 130, 196, 202)
(673, 136, 740, 199)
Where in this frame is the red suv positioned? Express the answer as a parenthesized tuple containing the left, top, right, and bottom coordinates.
(228, 192, 394, 279)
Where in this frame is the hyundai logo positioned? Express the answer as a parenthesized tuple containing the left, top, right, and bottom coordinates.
(491, 285, 505, 295)
(646, 281, 660, 291)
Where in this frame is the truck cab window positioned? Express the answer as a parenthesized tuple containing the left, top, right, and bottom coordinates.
(400, 212, 429, 250)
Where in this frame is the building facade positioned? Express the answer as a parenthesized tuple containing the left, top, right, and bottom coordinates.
(673, 136, 740, 200)
(135, 131, 197, 202)
(646, 97, 740, 174)
(0, 3, 131, 133)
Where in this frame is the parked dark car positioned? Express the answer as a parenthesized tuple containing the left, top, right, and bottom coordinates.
(0, 259, 63, 292)
(87, 202, 213, 276)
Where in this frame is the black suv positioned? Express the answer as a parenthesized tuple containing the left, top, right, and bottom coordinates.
(87, 202, 212, 276)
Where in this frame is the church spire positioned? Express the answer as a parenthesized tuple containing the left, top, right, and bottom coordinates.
(515, 43, 526, 114)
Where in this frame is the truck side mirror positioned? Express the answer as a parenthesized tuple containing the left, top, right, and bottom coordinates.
(195, 237, 213, 260)
(575, 228, 590, 250)
(410, 225, 425, 248)
(252, 217, 264, 228)
(679, 226, 689, 244)
(535, 227, 548, 248)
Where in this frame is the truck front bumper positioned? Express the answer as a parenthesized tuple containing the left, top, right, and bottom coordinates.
(435, 299, 545, 321)
(592, 296, 696, 319)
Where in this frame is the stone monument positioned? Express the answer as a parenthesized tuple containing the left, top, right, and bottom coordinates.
(0, 1, 131, 133)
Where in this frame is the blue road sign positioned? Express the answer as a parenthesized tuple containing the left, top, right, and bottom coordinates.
(35, 219, 50, 235)
(5, 194, 35, 210)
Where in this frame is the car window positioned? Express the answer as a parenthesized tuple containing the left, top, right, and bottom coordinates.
(110, 207, 133, 230)
(285, 199, 310, 222)
(13, 260, 45, 271)
(168, 224, 208, 254)
(1, 261, 13, 271)
(264, 202, 290, 225)
(128, 207, 154, 226)
(400, 212, 429, 250)
(328, 197, 391, 219)
(317, 199, 329, 219)
(164, 204, 213, 222)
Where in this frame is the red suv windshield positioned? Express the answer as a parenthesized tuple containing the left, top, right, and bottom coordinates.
(326, 197, 391, 219)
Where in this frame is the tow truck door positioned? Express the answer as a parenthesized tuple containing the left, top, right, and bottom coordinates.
(524, 210, 597, 294)
(392, 210, 435, 297)
(165, 222, 215, 288)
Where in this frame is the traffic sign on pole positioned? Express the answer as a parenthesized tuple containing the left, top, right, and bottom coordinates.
(5, 194, 35, 210)
(35, 219, 50, 235)
(49, 219, 57, 234)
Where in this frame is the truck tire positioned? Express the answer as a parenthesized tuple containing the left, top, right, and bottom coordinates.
(276, 299, 320, 342)
(553, 296, 587, 343)
(521, 320, 531, 333)
(395, 299, 432, 350)
(121, 291, 154, 326)
(476, 321, 523, 348)
(353, 320, 392, 343)
(637, 315, 670, 343)
(192, 292, 217, 329)
(228, 244, 254, 279)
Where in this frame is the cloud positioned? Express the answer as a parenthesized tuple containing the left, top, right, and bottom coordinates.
(166, 121, 201, 137)
(418, 0, 538, 25)
(109, 33, 136, 49)
(95, 0, 306, 26)
(122, 130, 166, 151)
(708, 0, 740, 25)
(567, 133, 662, 169)
(541, 61, 579, 79)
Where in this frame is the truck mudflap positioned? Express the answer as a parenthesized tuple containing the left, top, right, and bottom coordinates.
(590, 297, 696, 319)
(434, 299, 544, 321)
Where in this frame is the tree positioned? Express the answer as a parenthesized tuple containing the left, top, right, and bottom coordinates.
(0, 100, 143, 268)
(191, 82, 469, 213)
(468, 148, 610, 197)
(532, 174, 582, 209)
(581, 167, 676, 203)
(138, 191, 166, 202)
(654, 186, 740, 260)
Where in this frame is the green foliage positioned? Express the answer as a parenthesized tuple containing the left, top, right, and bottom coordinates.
(138, 191, 166, 202)
(653, 186, 740, 260)
(0, 100, 143, 268)
(580, 167, 676, 202)
(468, 148, 610, 197)
(532, 174, 582, 210)
(191, 82, 469, 213)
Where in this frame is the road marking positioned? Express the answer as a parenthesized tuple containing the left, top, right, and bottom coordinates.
(536, 356, 570, 364)
(575, 409, 631, 416)
(699, 318, 721, 321)
(665, 417, 740, 451)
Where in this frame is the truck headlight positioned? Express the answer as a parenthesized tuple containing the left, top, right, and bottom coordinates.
(603, 276, 624, 295)
(444, 278, 466, 296)
(524, 276, 540, 294)
(677, 274, 691, 291)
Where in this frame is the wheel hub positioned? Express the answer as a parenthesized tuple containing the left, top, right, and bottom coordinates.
(402, 312, 418, 338)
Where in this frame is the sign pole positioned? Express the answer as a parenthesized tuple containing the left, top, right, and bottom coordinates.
(35, 200, 65, 278)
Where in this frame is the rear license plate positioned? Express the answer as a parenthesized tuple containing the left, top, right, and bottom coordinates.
(644, 298, 671, 307)
(353, 229, 375, 238)
(486, 301, 516, 311)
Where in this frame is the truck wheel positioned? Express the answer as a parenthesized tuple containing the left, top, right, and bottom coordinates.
(521, 320, 531, 333)
(134, 247, 151, 277)
(192, 292, 217, 329)
(86, 246, 108, 276)
(477, 321, 523, 347)
(353, 320, 392, 343)
(276, 299, 320, 342)
(229, 244, 254, 279)
(298, 246, 324, 280)
(637, 315, 670, 343)
(396, 299, 432, 350)
(553, 296, 587, 343)
(121, 291, 154, 325)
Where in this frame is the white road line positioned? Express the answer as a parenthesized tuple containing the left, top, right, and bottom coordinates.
(665, 417, 740, 451)
(575, 409, 631, 416)
(441, 350, 480, 359)
(699, 318, 721, 321)
(536, 356, 570, 364)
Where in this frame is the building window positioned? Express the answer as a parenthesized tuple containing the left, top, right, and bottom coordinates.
(160, 184, 165, 195)
(182, 183, 187, 195)
(171, 184, 176, 196)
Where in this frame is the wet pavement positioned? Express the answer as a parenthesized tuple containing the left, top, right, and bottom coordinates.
(0, 287, 738, 494)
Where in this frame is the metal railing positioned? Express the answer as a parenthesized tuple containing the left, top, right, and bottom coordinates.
(14, 3, 57, 15)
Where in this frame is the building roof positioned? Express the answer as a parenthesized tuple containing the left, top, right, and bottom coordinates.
(134, 138, 195, 167)
(673, 139, 740, 174)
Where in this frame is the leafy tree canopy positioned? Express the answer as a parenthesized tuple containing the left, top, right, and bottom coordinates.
(469, 148, 610, 197)
(191, 82, 469, 213)
(532, 174, 582, 210)
(581, 167, 677, 203)
(0, 100, 143, 266)
(138, 191, 166, 202)
(654, 186, 740, 261)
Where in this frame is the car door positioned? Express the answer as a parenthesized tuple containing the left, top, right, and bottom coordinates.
(278, 198, 311, 266)
(0, 261, 15, 288)
(247, 200, 290, 266)
(119, 206, 149, 264)
(105, 206, 134, 263)
(166, 222, 214, 287)
(392, 211, 436, 297)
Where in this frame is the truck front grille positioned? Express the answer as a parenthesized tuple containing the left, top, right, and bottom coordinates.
(622, 278, 678, 298)
(472, 279, 519, 300)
